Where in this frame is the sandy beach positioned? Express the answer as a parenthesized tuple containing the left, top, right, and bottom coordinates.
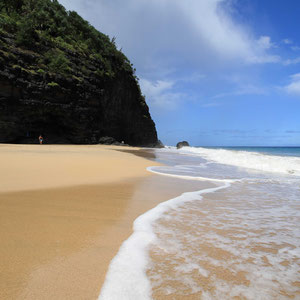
(0, 144, 156, 299)
(1, 145, 299, 300)
(2, 1, 299, 299)
(0, 144, 159, 193)
(0, 144, 212, 299)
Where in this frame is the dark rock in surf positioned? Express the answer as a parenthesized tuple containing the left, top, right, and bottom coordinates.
(176, 141, 190, 149)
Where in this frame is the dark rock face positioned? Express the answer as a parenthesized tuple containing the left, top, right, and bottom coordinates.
(98, 136, 117, 145)
(0, 33, 158, 146)
(176, 141, 190, 149)
(98, 136, 129, 146)
(154, 139, 164, 148)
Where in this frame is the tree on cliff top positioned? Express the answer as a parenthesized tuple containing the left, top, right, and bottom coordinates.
(0, 0, 134, 78)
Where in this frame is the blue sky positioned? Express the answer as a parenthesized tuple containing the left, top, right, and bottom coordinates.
(60, 0, 300, 146)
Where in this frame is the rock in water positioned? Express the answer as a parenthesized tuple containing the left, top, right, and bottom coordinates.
(176, 141, 190, 149)
(0, 0, 158, 146)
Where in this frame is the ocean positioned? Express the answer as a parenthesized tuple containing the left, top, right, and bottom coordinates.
(100, 146, 300, 299)
(203, 146, 300, 158)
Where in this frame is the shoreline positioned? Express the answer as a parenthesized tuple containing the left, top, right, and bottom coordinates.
(0, 144, 214, 299)
(0, 144, 158, 299)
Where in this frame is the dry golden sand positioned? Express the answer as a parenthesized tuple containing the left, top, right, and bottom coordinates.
(0, 144, 213, 300)
(0, 144, 158, 193)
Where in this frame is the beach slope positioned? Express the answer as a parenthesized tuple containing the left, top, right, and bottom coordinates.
(0, 144, 159, 299)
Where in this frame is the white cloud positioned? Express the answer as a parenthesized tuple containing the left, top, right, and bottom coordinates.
(58, 0, 280, 112)
(291, 46, 300, 51)
(284, 73, 300, 96)
(257, 36, 274, 50)
(213, 84, 268, 99)
(178, 73, 206, 83)
(59, 0, 279, 71)
(283, 57, 300, 66)
(139, 79, 184, 109)
(282, 38, 293, 44)
(281, 39, 300, 53)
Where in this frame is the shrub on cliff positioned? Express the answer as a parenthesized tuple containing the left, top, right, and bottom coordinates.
(0, 0, 136, 78)
(16, 18, 38, 47)
(44, 49, 71, 74)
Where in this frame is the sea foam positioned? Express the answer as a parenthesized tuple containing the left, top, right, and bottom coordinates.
(148, 179, 300, 299)
(99, 176, 230, 300)
(99, 147, 300, 299)
(170, 146, 300, 176)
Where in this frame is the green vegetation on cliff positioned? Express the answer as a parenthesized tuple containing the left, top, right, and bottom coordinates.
(0, 0, 158, 145)
(0, 0, 135, 79)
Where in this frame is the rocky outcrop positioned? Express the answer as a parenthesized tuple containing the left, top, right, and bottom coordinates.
(98, 136, 118, 145)
(98, 136, 129, 146)
(176, 141, 190, 149)
(154, 140, 164, 148)
(0, 33, 158, 146)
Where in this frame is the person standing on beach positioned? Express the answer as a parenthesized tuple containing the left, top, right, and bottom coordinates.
(39, 135, 43, 144)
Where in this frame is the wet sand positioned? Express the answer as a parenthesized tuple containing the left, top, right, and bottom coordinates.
(0, 144, 213, 299)
(148, 183, 300, 299)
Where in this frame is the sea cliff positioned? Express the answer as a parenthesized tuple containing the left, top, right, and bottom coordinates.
(0, 0, 158, 146)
